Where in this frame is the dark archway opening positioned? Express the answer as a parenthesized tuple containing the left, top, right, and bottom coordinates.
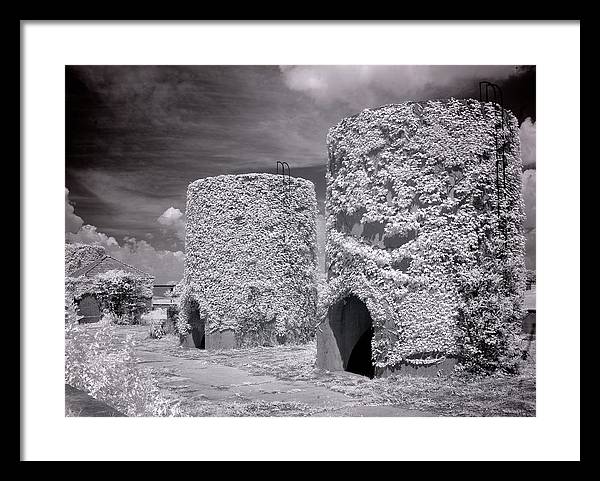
(77, 294, 101, 324)
(346, 326, 375, 378)
(189, 307, 206, 349)
(329, 295, 375, 378)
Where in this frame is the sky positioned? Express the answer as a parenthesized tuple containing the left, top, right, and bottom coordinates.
(65, 65, 536, 283)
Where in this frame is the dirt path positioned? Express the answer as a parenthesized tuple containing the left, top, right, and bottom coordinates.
(132, 340, 431, 417)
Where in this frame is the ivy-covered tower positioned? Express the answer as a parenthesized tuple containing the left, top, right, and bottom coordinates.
(316, 99, 527, 377)
(179, 173, 318, 350)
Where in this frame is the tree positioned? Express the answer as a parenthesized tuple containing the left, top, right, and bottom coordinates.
(93, 270, 152, 324)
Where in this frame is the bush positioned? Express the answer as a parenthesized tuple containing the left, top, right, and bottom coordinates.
(149, 321, 166, 339)
(100, 311, 128, 325)
(94, 270, 151, 324)
(455, 265, 524, 374)
(167, 304, 179, 323)
(65, 322, 181, 416)
(65, 288, 82, 326)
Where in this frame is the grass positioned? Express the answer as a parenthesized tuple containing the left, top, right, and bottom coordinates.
(65, 406, 84, 417)
(112, 325, 535, 417)
(171, 399, 317, 417)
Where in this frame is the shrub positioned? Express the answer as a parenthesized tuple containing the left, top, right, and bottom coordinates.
(65, 321, 181, 416)
(65, 288, 82, 326)
(166, 304, 179, 324)
(454, 262, 525, 374)
(100, 311, 128, 325)
(149, 321, 166, 339)
(94, 270, 151, 324)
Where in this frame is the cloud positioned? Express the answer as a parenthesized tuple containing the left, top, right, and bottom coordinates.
(520, 117, 536, 170)
(66, 225, 184, 283)
(525, 228, 536, 270)
(280, 65, 518, 108)
(65, 188, 84, 233)
(522, 169, 536, 270)
(520, 116, 536, 269)
(66, 224, 119, 247)
(522, 169, 536, 231)
(65, 190, 184, 283)
(157, 206, 185, 240)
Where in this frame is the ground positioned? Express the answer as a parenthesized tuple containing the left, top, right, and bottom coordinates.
(67, 324, 535, 417)
(65, 384, 125, 417)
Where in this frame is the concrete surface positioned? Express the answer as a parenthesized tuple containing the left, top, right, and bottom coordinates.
(133, 343, 430, 417)
(65, 384, 125, 417)
(206, 330, 236, 350)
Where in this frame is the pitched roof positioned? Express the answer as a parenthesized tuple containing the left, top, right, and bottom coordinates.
(69, 255, 153, 279)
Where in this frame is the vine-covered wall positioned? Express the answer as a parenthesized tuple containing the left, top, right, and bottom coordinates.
(65, 243, 106, 275)
(180, 173, 318, 347)
(323, 99, 527, 373)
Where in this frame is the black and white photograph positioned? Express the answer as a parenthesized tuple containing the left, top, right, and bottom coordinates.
(21, 21, 580, 461)
(63, 64, 537, 418)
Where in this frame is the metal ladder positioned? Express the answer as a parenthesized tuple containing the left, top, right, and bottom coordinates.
(276, 161, 291, 198)
(479, 81, 509, 247)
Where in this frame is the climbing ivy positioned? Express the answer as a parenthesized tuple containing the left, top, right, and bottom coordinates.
(179, 174, 318, 346)
(65, 269, 153, 324)
(324, 99, 527, 373)
(65, 243, 106, 275)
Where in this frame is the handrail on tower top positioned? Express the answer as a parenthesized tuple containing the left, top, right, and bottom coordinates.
(276, 161, 291, 191)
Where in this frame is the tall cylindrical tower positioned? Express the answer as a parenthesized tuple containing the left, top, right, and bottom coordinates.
(317, 99, 526, 376)
(180, 173, 318, 349)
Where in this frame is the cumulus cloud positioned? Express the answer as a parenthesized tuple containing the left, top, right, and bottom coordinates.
(522, 169, 536, 231)
(157, 206, 183, 226)
(524, 227, 536, 270)
(280, 65, 518, 108)
(517, 116, 536, 269)
(66, 226, 184, 283)
(66, 224, 119, 247)
(522, 169, 536, 270)
(65, 188, 84, 233)
(65, 191, 184, 283)
(157, 206, 185, 240)
(520, 117, 536, 170)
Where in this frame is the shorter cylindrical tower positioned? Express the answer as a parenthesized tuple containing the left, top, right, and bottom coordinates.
(180, 173, 318, 349)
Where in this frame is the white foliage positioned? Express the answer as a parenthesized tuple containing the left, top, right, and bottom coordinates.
(180, 173, 318, 346)
(325, 99, 527, 370)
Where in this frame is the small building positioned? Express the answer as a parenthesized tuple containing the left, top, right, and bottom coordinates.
(151, 284, 178, 310)
(68, 254, 154, 323)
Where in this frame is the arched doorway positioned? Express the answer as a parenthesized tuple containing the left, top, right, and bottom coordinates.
(78, 294, 101, 324)
(329, 295, 375, 378)
(188, 307, 206, 349)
